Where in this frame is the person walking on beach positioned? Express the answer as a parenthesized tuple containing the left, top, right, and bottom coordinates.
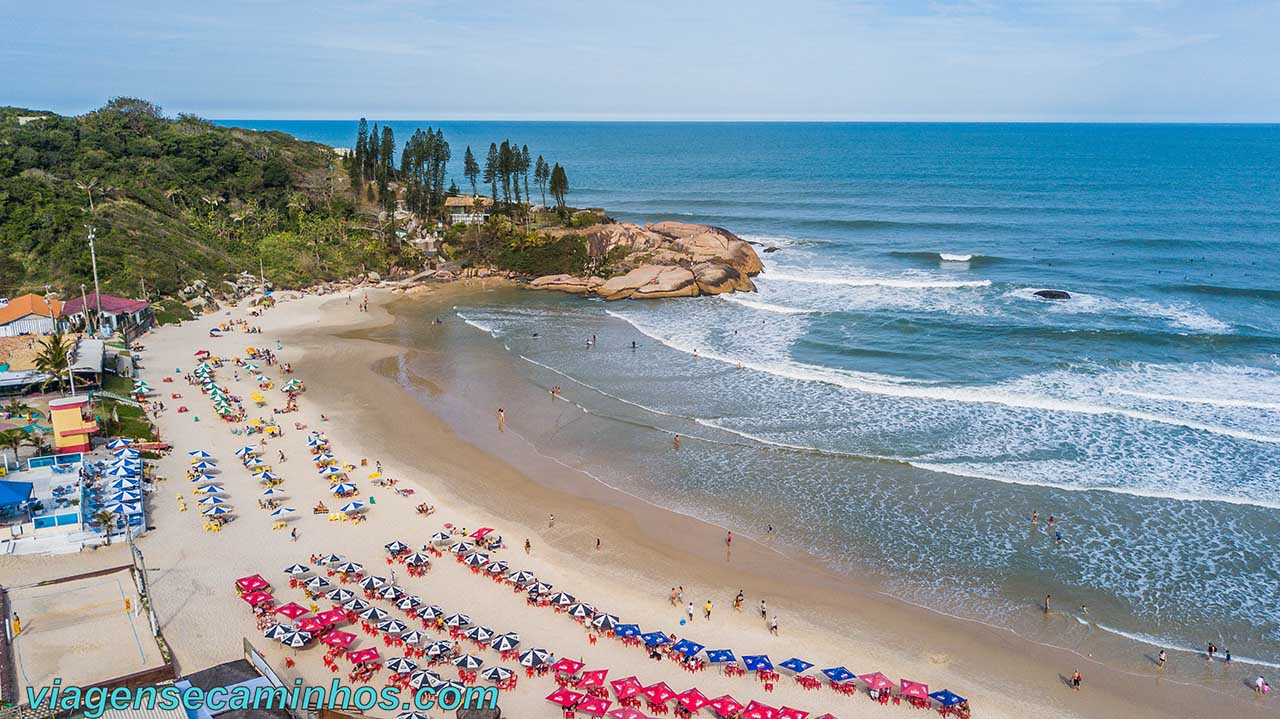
(290, 527, 298, 542)
(687, 603, 695, 623)
(1070, 670, 1082, 690)
(769, 615, 779, 635)
(704, 600, 712, 620)
(549, 513, 555, 527)
(726, 531, 732, 546)
(673, 435, 681, 450)
(497, 408, 505, 432)
(1207, 642, 1217, 661)
(1157, 650, 1167, 669)
(1031, 510, 1038, 525)
(525, 539, 531, 554)
(760, 599, 767, 620)
(670, 588, 679, 606)
(596, 538, 601, 551)
(735, 590, 744, 611)
(1044, 594, 1052, 614)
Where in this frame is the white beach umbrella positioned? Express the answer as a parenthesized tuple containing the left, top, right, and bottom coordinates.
(518, 648, 551, 667)
(317, 553, 344, 565)
(106, 439, 134, 449)
(338, 501, 364, 514)
(283, 563, 311, 576)
(490, 632, 520, 652)
(270, 507, 296, 517)
(342, 598, 371, 612)
(197, 495, 227, 506)
(334, 561, 364, 574)
(508, 570, 537, 585)
(480, 666, 513, 683)
(377, 619, 409, 634)
(416, 605, 443, 621)
(429, 531, 451, 544)
(188, 450, 213, 458)
(261, 487, 287, 496)
(201, 506, 230, 516)
(325, 588, 355, 602)
(358, 606, 390, 621)
(234, 446, 258, 456)
(385, 657, 417, 674)
(451, 654, 483, 670)
(358, 576, 386, 590)
(443, 613, 471, 628)
(304, 576, 332, 590)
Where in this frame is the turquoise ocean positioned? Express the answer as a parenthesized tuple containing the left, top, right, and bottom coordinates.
(221, 120, 1280, 667)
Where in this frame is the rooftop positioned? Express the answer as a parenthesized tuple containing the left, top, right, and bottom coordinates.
(444, 194, 495, 208)
(0, 293, 62, 325)
(63, 293, 150, 316)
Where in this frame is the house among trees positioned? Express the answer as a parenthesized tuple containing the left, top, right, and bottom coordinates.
(61, 294, 154, 340)
(0, 294, 63, 337)
(443, 195, 494, 226)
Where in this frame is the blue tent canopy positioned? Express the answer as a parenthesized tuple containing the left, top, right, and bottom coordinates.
(929, 689, 966, 707)
(822, 666, 856, 683)
(641, 632, 671, 647)
(705, 649, 737, 664)
(742, 654, 773, 671)
(780, 658, 814, 674)
(0, 481, 34, 510)
(614, 624, 642, 638)
(671, 639, 705, 658)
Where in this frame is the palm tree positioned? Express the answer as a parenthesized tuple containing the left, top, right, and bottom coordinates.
(2, 399, 34, 418)
(34, 331, 75, 392)
(0, 428, 31, 466)
(94, 509, 116, 545)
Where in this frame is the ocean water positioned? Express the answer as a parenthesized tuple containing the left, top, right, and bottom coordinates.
(226, 121, 1280, 665)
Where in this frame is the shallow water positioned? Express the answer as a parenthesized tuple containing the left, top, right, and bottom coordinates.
(228, 120, 1280, 665)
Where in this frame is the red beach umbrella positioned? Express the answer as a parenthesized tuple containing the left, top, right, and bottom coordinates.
(316, 608, 348, 626)
(611, 676, 643, 699)
(642, 682, 677, 704)
(348, 647, 381, 664)
(576, 697, 613, 716)
(241, 591, 273, 605)
(708, 696, 744, 715)
(577, 669, 610, 688)
(743, 701, 778, 719)
(777, 707, 809, 719)
(236, 574, 270, 592)
(858, 672, 894, 692)
(275, 602, 309, 620)
(606, 709, 649, 719)
(546, 688, 585, 708)
(551, 657, 586, 675)
(675, 688, 710, 712)
(296, 617, 327, 633)
(470, 527, 494, 539)
(320, 629, 356, 649)
(900, 679, 930, 700)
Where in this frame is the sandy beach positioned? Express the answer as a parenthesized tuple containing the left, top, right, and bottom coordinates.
(2, 284, 1270, 719)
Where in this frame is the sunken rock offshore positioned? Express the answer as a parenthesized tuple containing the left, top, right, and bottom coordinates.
(530, 221, 762, 300)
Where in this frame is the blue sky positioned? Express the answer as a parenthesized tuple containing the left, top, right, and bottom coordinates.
(4, 0, 1278, 121)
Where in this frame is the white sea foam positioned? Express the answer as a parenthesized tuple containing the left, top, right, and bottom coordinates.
(1105, 387, 1280, 411)
(719, 295, 812, 315)
(939, 253, 974, 262)
(1006, 288, 1233, 334)
(455, 311, 499, 337)
(767, 271, 991, 289)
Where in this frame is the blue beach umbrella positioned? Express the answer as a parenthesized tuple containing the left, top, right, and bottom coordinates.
(104, 502, 140, 515)
(195, 484, 225, 494)
(614, 624, 642, 638)
(112, 448, 140, 458)
(107, 479, 140, 491)
(190, 474, 217, 484)
(822, 666, 856, 683)
(108, 491, 142, 503)
(339, 501, 364, 513)
(188, 450, 213, 458)
(190, 460, 216, 470)
(318, 465, 341, 476)
(254, 471, 279, 481)
(234, 446, 258, 456)
(780, 657, 814, 674)
(201, 506, 230, 516)
(329, 483, 357, 494)
(742, 655, 773, 672)
(197, 495, 227, 505)
(271, 507, 296, 517)
(105, 465, 135, 477)
(261, 487, 287, 496)
(106, 439, 134, 449)
(671, 639, 705, 658)
(641, 632, 671, 647)
(705, 649, 736, 664)
(929, 690, 966, 707)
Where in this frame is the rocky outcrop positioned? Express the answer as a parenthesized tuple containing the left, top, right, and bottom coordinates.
(531, 221, 762, 301)
(1034, 289, 1072, 300)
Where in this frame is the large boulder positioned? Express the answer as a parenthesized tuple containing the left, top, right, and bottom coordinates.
(598, 266, 666, 301)
(530, 274, 604, 294)
(632, 266, 699, 299)
(693, 262, 755, 295)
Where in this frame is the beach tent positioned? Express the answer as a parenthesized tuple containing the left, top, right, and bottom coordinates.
(743, 655, 774, 671)
(551, 657, 585, 675)
(641, 632, 671, 647)
(672, 639, 705, 658)
(316, 608, 348, 626)
(821, 666, 855, 683)
(276, 602, 309, 620)
(575, 697, 613, 716)
(743, 701, 778, 719)
(577, 669, 609, 688)
(296, 617, 328, 633)
(777, 707, 809, 719)
(928, 689, 967, 707)
(705, 649, 737, 664)
(900, 679, 930, 701)
(708, 696, 744, 716)
(545, 689, 585, 708)
(606, 709, 648, 719)
(609, 676, 643, 700)
(613, 624, 642, 638)
(858, 672, 894, 692)
(241, 591, 273, 605)
(350, 646, 382, 666)
(642, 682, 677, 704)
(780, 658, 814, 674)
(236, 574, 269, 592)
(676, 689, 711, 713)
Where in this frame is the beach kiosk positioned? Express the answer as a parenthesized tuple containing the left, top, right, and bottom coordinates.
(48, 396, 98, 454)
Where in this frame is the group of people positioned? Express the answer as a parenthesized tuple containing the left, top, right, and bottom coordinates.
(667, 586, 779, 635)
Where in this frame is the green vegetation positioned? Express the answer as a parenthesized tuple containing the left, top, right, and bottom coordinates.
(153, 298, 195, 325)
(95, 396, 156, 441)
(0, 98, 403, 297)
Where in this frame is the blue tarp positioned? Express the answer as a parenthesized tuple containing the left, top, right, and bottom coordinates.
(705, 649, 737, 663)
(822, 666, 856, 683)
(929, 689, 966, 707)
(671, 639, 705, 658)
(742, 654, 773, 671)
(614, 624, 642, 638)
(0, 481, 34, 509)
(641, 632, 671, 647)
(780, 657, 814, 673)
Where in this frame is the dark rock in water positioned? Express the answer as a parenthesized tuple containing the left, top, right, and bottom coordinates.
(1034, 289, 1071, 300)
(763, 246, 780, 253)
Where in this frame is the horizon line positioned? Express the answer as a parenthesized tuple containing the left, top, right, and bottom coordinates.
(212, 117, 1280, 126)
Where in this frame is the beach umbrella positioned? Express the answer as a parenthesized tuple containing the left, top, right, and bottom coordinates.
(483, 560, 509, 574)
(743, 701, 778, 719)
(576, 669, 609, 689)
(508, 570, 536, 585)
(358, 576, 385, 590)
(396, 595, 423, 611)
(190, 473, 217, 484)
(463, 626, 495, 644)
(858, 673, 894, 692)
(188, 450, 214, 458)
(342, 598, 370, 612)
(236, 574, 270, 592)
(671, 639, 704, 658)
(546, 689, 585, 709)
(404, 553, 430, 567)
(106, 439, 133, 449)
(385, 540, 410, 554)
(490, 632, 520, 652)
(201, 506, 230, 516)
(283, 563, 311, 576)
(195, 485, 225, 494)
(319, 630, 356, 650)
(234, 446, 258, 456)
(443, 613, 471, 627)
(314, 608, 351, 626)
(106, 479, 140, 492)
(463, 553, 489, 568)
(641, 632, 670, 647)
(275, 602, 309, 620)
(400, 630, 426, 646)
(338, 502, 364, 514)
(609, 676, 643, 700)
(527, 582, 554, 595)
(253, 471, 279, 482)
(329, 483, 357, 495)
(243, 458, 266, 468)
(429, 531, 452, 544)
(449, 542, 473, 554)
(378, 619, 410, 634)
(705, 649, 736, 664)
(776, 708, 809, 719)
(821, 666, 855, 684)
(325, 588, 355, 602)
(104, 502, 140, 515)
(241, 591, 273, 606)
(107, 491, 142, 503)
(743, 655, 774, 672)
(607, 709, 648, 719)
(261, 487, 287, 497)
(278, 629, 312, 648)
(576, 697, 613, 716)
(551, 657, 585, 675)
(196, 495, 227, 505)
(416, 605, 443, 621)
(334, 561, 364, 574)
(591, 614, 620, 632)
(677, 689, 710, 713)
(312, 452, 336, 462)
(613, 624, 642, 638)
(385, 657, 417, 674)
(304, 576, 332, 590)
(518, 648, 551, 667)
(708, 696, 744, 716)
(358, 606, 390, 621)
(547, 591, 575, 606)
(317, 553, 344, 565)
(407, 669, 442, 690)
(425, 640, 454, 657)
(296, 617, 328, 634)
(566, 603, 595, 619)
(190, 460, 216, 470)
(105, 465, 136, 477)
(452, 654, 484, 670)
(780, 658, 814, 674)
(379, 585, 405, 601)
(263, 623, 290, 640)
(318, 465, 342, 476)
(480, 666, 512, 683)
(642, 682, 676, 704)
(900, 679, 930, 701)
(929, 690, 967, 708)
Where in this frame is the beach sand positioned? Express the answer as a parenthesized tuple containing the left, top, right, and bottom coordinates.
(1, 284, 1267, 718)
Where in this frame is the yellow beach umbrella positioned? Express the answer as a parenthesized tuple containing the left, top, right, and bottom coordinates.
(368, 472, 382, 480)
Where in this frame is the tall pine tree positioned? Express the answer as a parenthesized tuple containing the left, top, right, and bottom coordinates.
(463, 146, 479, 196)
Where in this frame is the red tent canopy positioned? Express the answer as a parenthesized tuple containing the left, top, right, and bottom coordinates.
(470, 527, 495, 539)
(316, 608, 348, 625)
(610, 676, 643, 699)
(577, 668, 610, 688)
(708, 696, 744, 715)
(241, 591, 273, 605)
(859, 672, 894, 691)
(236, 574, 270, 592)
(576, 697, 613, 716)
(743, 701, 778, 719)
(642, 682, 677, 703)
(606, 709, 649, 719)
(675, 688, 710, 712)
(296, 617, 328, 633)
(275, 602, 309, 619)
(321, 629, 356, 649)
(546, 688, 585, 708)
(777, 707, 809, 719)
(348, 647, 381, 664)
(812, 715, 839, 719)
(551, 657, 586, 675)
(900, 679, 930, 700)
